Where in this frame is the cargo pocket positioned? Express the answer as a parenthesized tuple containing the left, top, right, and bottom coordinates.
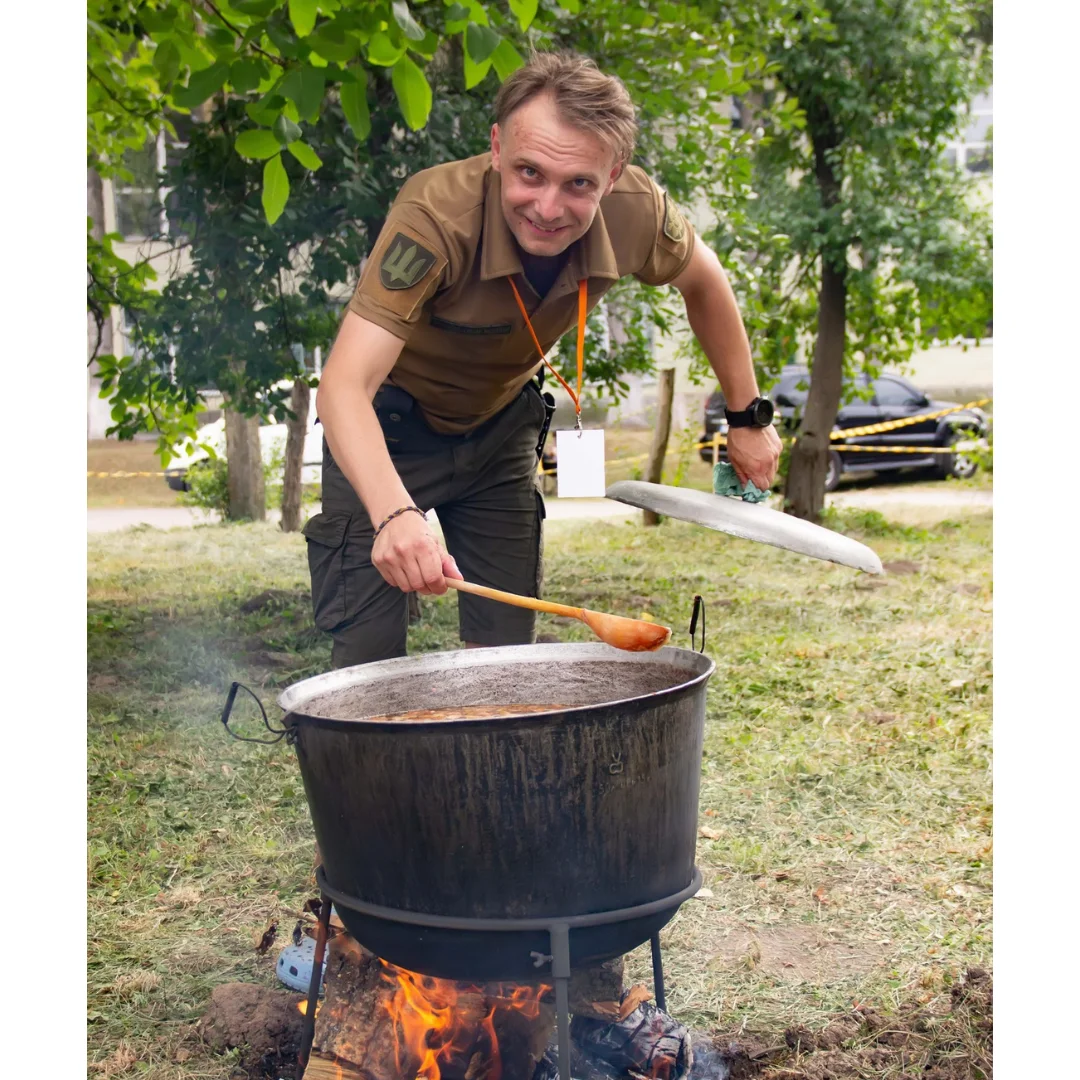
(303, 512, 351, 632)
(533, 489, 547, 598)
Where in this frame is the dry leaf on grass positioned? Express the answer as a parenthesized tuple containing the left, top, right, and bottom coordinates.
(813, 887, 830, 905)
(699, 826, 722, 840)
(108, 971, 162, 996)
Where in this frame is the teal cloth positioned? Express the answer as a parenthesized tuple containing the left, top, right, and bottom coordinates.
(713, 461, 770, 503)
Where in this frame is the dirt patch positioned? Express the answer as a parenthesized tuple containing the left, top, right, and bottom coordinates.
(198, 981, 305, 1067)
(714, 968, 992, 1079)
(883, 560, 921, 575)
(705, 925, 886, 983)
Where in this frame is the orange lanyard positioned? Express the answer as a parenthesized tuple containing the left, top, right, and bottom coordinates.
(509, 276, 587, 428)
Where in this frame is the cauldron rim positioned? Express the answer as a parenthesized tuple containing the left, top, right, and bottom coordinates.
(277, 642, 714, 731)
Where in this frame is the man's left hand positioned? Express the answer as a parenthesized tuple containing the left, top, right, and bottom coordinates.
(726, 425, 783, 492)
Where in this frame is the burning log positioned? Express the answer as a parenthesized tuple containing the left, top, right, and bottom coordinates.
(569, 995, 692, 1080)
(313, 932, 555, 1080)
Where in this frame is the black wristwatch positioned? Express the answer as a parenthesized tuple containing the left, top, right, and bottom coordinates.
(725, 396, 775, 428)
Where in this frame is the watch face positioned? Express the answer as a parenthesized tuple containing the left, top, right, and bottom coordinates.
(753, 398, 775, 426)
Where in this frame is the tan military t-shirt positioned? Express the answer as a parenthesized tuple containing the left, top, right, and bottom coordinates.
(348, 152, 695, 434)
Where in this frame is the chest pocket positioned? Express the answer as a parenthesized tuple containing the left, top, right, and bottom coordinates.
(430, 315, 512, 336)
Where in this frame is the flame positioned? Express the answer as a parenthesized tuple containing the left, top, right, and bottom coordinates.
(297, 998, 322, 1018)
(379, 961, 550, 1080)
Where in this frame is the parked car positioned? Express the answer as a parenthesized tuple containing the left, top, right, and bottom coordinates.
(164, 388, 323, 492)
(699, 367, 989, 491)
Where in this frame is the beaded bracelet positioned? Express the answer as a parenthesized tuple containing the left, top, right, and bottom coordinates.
(373, 504, 426, 539)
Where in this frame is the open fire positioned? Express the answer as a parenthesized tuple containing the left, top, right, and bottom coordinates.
(302, 941, 555, 1080)
(380, 962, 552, 1080)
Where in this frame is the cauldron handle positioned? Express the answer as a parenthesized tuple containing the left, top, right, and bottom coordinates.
(689, 595, 706, 653)
(220, 681, 289, 744)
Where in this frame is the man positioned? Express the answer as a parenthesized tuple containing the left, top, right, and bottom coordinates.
(306, 52, 782, 668)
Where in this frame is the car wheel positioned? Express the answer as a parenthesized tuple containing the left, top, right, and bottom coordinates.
(824, 450, 842, 492)
(936, 430, 979, 480)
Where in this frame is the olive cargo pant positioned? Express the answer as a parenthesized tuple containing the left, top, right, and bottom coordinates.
(303, 383, 548, 669)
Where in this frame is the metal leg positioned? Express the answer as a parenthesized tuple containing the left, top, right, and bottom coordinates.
(551, 922, 572, 1080)
(295, 895, 332, 1080)
(650, 931, 666, 1013)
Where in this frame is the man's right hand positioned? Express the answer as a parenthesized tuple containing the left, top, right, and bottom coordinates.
(371, 511, 463, 595)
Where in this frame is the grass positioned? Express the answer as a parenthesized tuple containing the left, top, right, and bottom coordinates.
(87, 506, 992, 1077)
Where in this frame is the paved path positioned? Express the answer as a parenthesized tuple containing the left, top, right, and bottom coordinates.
(86, 498, 634, 534)
(86, 487, 991, 535)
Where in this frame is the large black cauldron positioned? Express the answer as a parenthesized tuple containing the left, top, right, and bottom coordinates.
(277, 643, 714, 981)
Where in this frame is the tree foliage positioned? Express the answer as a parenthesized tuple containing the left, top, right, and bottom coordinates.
(88, 0, 806, 459)
(695, 0, 993, 518)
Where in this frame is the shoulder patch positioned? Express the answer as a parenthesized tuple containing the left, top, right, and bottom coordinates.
(379, 233, 439, 290)
(662, 191, 687, 243)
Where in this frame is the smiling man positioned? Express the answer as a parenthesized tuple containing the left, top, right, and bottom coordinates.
(307, 52, 782, 668)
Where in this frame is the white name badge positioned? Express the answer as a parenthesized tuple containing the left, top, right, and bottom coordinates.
(556, 428, 606, 498)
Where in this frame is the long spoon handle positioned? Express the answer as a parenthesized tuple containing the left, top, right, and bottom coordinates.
(444, 578, 585, 621)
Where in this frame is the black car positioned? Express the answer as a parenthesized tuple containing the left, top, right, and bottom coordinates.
(699, 367, 989, 491)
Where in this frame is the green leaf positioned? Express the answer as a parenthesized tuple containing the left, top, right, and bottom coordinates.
(262, 154, 289, 224)
(410, 28, 440, 59)
(445, 0, 469, 31)
(298, 65, 326, 122)
(152, 39, 181, 84)
(172, 61, 230, 109)
(276, 69, 304, 105)
(463, 47, 492, 90)
(235, 128, 284, 159)
(392, 1, 426, 41)
(287, 140, 323, 170)
(465, 22, 500, 64)
(508, 0, 538, 31)
(273, 112, 303, 144)
(288, 0, 318, 37)
(556, 0, 580, 11)
(367, 31, 407, 66)
(234, 0, 280, 14)
(391, 54, 432, 131)
(339, 72, 371, 140)
(230, 58, 266, 93)
(307, 25, 361, 63)
(246, 93, 285, 126)
(491, 38, 524, 80)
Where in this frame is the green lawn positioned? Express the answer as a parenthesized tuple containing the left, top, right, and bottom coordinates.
(87, 507, 992, 1077)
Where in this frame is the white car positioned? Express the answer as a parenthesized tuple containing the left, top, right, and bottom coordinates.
(163, 397, 323, 492)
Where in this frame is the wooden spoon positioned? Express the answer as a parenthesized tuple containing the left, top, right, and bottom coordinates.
(444, 579, 671, 652)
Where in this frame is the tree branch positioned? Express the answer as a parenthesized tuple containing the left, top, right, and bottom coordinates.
(198, 0, 287, 67)
(87, 65, 161, 122)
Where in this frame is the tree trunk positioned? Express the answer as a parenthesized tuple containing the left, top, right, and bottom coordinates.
(224, 409, 266, 521)
(87, 168, 114, 438)
(280, 380, 311, 533)
(642, 367, 676, 527)
(784, 260, 847, 521)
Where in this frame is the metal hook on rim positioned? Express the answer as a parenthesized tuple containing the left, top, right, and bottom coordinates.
(689, 595, 706, 653)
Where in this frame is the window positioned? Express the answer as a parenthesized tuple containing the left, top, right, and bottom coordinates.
(113, 114, 195, 241)
(873, 378, 923, 407)
(944, 85, 993, 177)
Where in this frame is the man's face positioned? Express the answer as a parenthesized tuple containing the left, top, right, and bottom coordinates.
(490, 93, 622, 257)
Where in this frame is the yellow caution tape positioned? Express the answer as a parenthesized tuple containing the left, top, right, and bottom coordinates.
(88, 470, 167, 478)
(829, 399, 991, 440)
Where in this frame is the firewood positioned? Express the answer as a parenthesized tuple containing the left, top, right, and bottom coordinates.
(303, 1054, 370, 1079)
(313, 933, 556, 1080)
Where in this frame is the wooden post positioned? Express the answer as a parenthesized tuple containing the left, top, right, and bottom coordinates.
(281, 379, 311, 533)
(643, 368, 675, 527)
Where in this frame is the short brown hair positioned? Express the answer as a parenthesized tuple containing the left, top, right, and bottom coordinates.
(494, 52, 638, 166)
